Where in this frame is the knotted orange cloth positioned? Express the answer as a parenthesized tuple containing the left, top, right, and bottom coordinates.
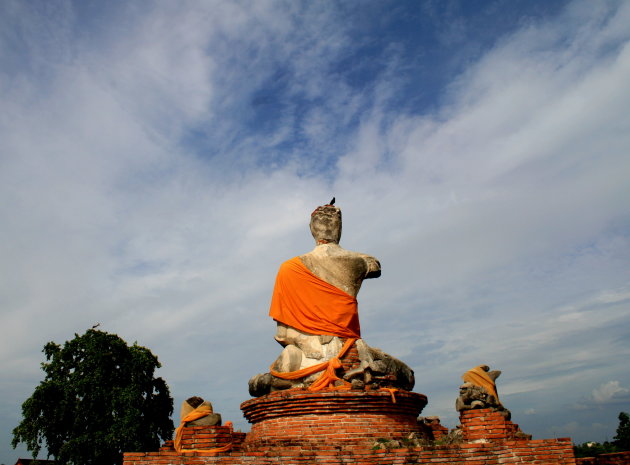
(269, 256, 360, 338)
(174, 404, 232, 454)
(271, 337, 356, 391)
(461, 365, 501, 405)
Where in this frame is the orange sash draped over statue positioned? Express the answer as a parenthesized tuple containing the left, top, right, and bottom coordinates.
(174, 405, 233, 454)
(269, 257, 361, 339)
(462, 365, 501, 405)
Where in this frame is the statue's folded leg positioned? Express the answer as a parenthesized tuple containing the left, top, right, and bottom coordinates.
(271, 344, 304, 373)
(342, 339, 415, 391)
(248, 345, 309, 396)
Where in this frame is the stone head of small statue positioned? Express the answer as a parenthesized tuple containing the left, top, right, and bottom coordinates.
(310, 204, 341, 244)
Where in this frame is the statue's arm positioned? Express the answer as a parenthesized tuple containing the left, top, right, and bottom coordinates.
(363, 255, 381, 279)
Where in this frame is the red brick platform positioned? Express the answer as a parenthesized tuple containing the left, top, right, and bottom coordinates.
(460, 408, 529, 442)
(123, 391, 578, 464)
(241, 388, 427, 447)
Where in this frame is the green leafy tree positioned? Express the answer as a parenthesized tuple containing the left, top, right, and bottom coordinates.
(12, 329, 174, 465)
(613, 411, 630, 451)
(573, 441, 618, 458)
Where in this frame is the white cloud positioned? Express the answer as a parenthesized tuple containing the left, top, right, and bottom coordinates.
(592, 381, 630, 404)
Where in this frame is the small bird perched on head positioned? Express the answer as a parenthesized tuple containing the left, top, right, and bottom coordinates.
(328, 197, 335, 206)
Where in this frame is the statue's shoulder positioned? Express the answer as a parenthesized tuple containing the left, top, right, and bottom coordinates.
(299, 245, 380, 280)
(337, 248, 381, 276)
(304, 244, 376, 259)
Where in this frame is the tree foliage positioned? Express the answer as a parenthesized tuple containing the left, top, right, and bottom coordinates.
(12, 329, 174, 465)
(613, 411, 630, 451)
(573, 411, 630, 458)
(573, 441, 618, 458)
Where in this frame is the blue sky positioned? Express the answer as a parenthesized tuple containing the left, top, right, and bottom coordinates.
(1, 0, 629, 462)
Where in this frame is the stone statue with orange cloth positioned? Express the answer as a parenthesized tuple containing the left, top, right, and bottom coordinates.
(248, 203, 414, 396)
(179, 396, 222, 427)
(174, 396, 234, 454)
(456, 365, 511, 419)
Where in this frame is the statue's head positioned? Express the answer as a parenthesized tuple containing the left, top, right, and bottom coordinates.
(185, 396, 204, 408)
(310, 204, 342, 244)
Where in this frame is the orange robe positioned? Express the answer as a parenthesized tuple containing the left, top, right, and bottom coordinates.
(269, 257, 361, 339)
(462, 365, 501, 405)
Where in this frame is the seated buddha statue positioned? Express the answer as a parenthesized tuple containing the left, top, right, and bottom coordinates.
(249, 203, 414, 396)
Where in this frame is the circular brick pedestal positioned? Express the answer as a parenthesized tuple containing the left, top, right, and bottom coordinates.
(241, 389, 427, 447)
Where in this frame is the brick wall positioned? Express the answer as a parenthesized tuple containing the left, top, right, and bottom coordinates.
(123, 390, 578, 465)
(245, 411, 422, 446)
(124, 436, 577, 464)
(173, 426, 247, 452)
(576, 451, 630, 464)
(460, 408, 529, 442)
(419, 417, 449, 440)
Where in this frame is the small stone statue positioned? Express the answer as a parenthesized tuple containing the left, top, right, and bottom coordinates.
(179, 396, 222, 426)
(248, 202, 414, 396)
(455, 365, 511, 419)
